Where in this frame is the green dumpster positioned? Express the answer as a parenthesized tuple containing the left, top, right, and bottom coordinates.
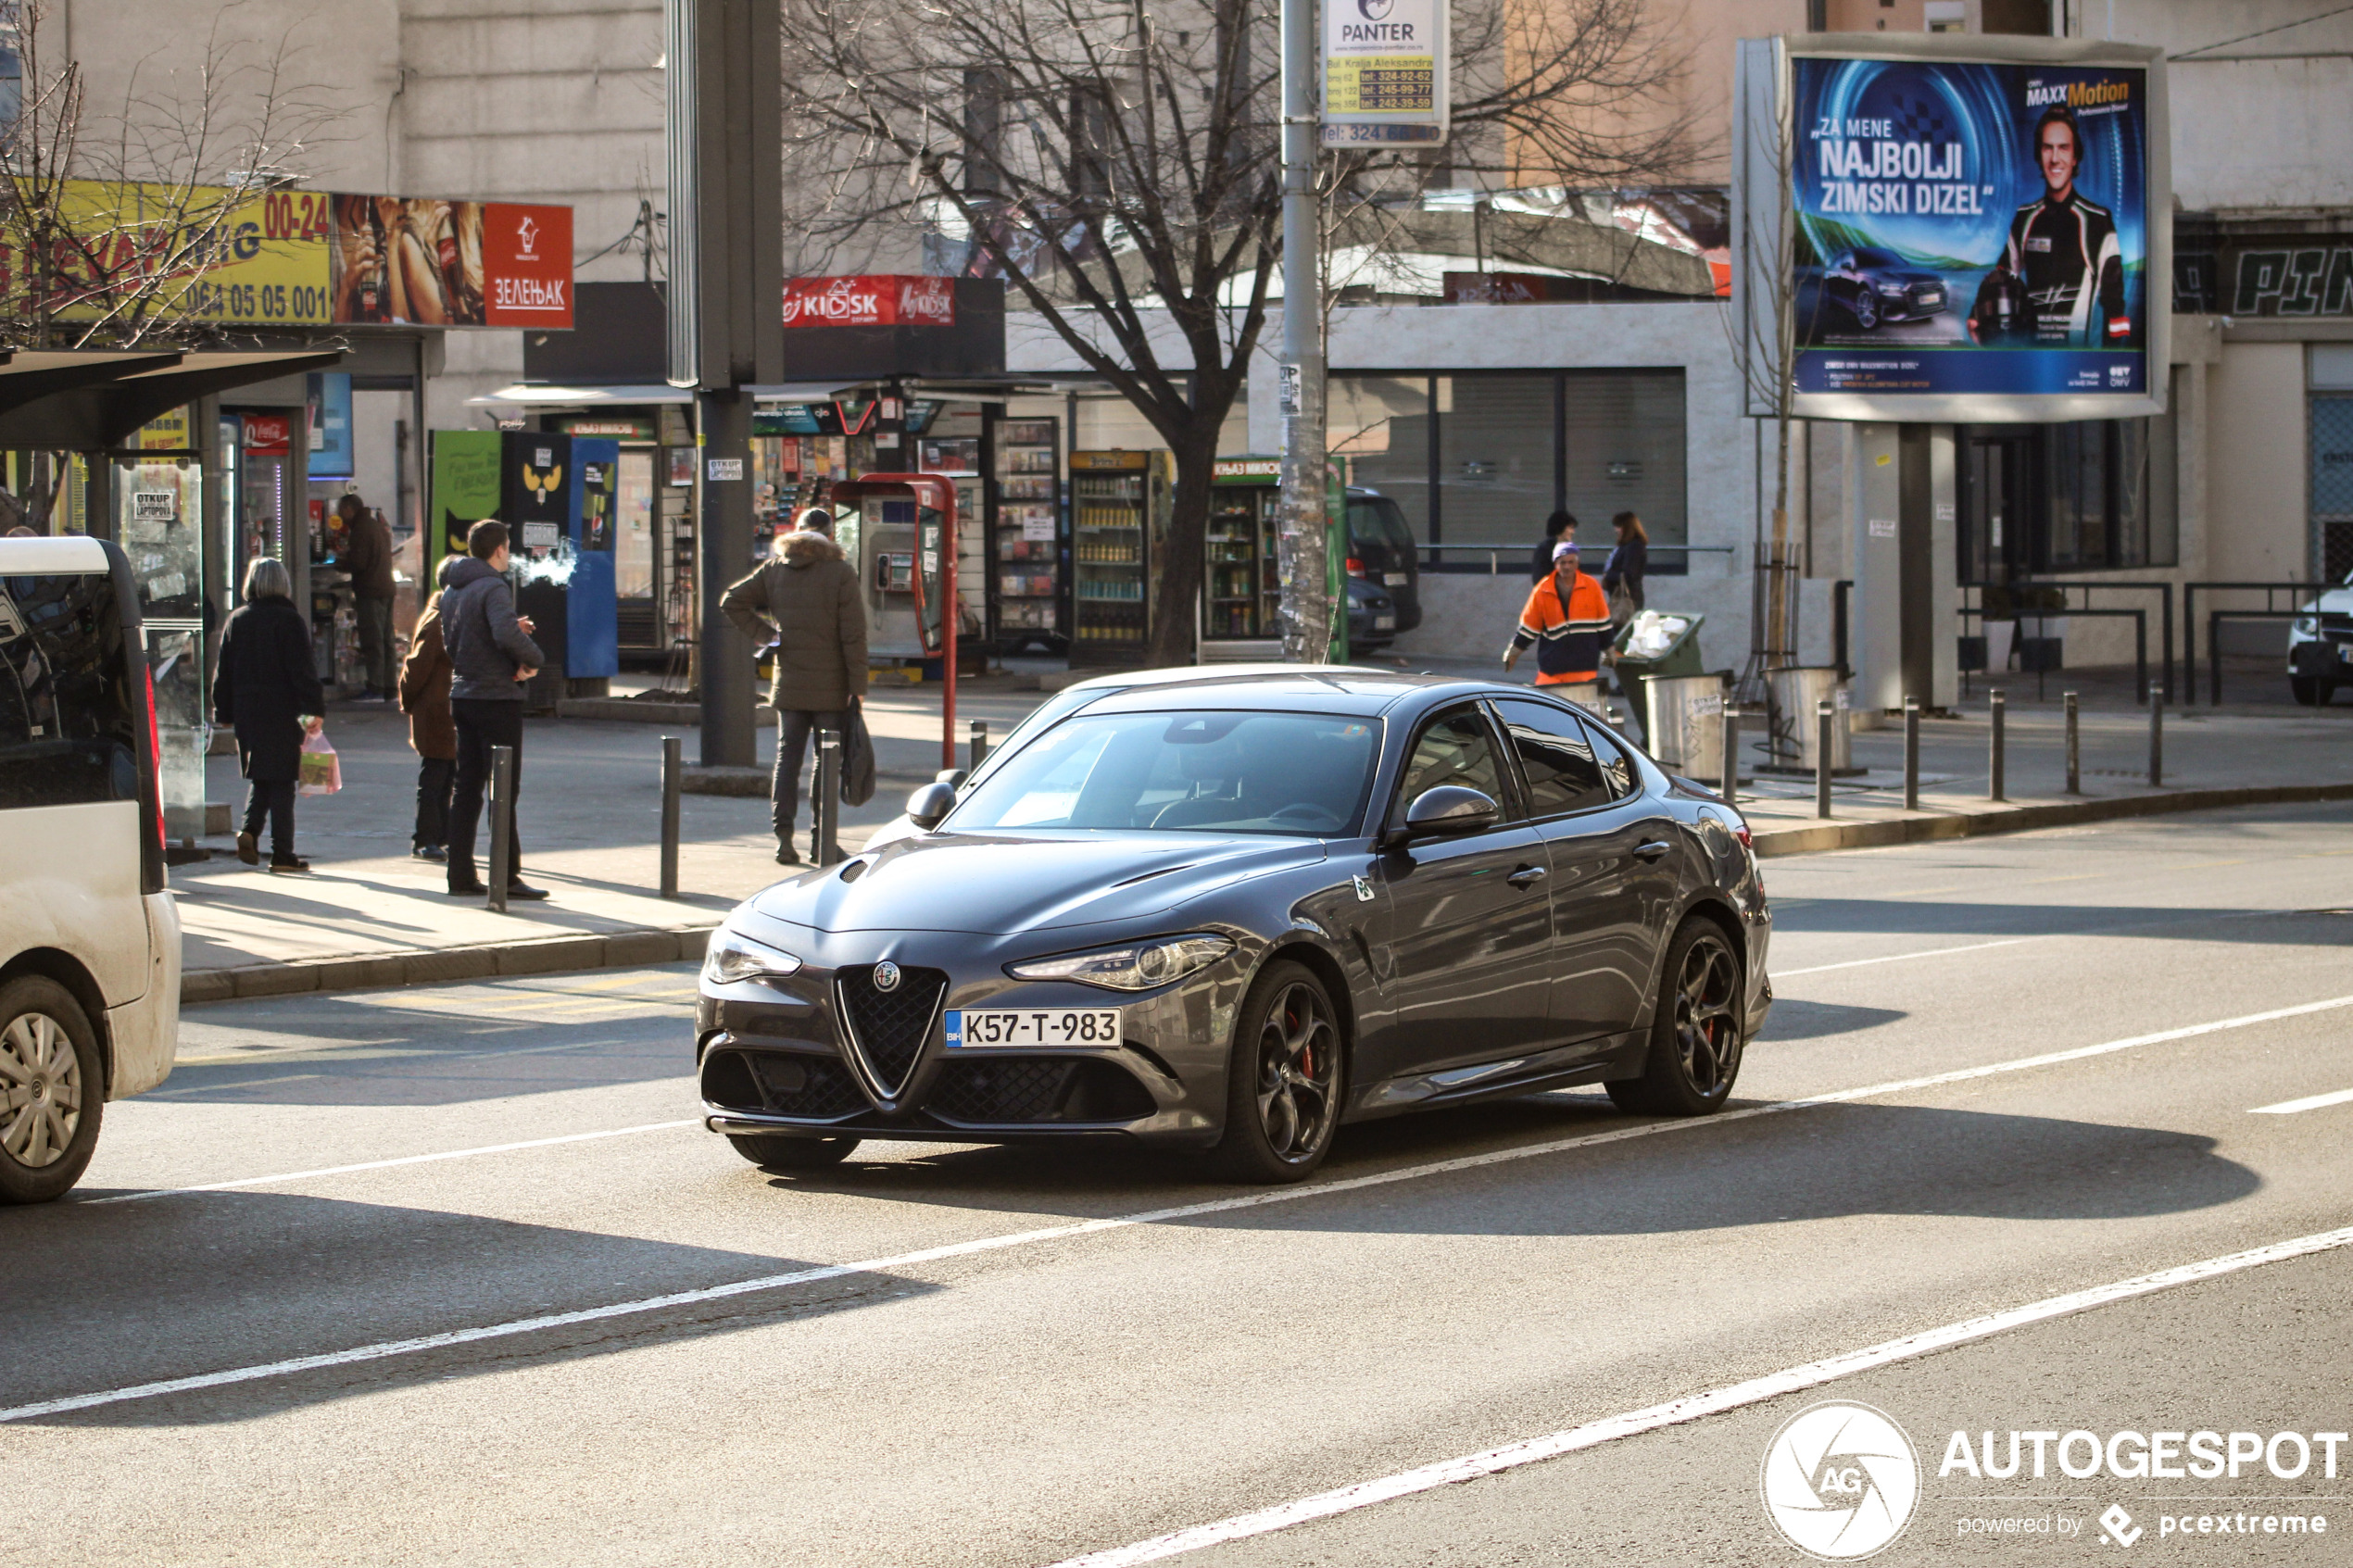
(1611, 610, 1706, 684)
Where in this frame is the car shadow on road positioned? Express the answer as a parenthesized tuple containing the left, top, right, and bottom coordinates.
(1, 1188, 937, 1429)
(1769, 904, 2353, 946)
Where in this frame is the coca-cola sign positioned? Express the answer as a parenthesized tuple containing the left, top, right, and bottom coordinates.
(782, 274, 956, 328)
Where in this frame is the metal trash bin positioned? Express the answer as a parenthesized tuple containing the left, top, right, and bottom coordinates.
(1643, 673, 1728, 777)
(1765, 666, 1852, 771)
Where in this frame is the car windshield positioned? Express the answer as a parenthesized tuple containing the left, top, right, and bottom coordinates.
(949, 709, 1382, 836)
(1854, 247, 1902, 267)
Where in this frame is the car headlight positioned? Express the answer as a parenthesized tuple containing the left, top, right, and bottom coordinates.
(1006, 934, 1234, 991)
(2293, 617, 2318, 637)
(702, 930, 805, 987)
(1878, 283, 1907, 295)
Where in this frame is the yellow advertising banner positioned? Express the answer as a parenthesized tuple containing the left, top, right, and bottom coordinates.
(4, 181, 333, 327)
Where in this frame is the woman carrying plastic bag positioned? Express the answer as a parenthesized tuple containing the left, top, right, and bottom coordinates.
(211, 557, 329, 873)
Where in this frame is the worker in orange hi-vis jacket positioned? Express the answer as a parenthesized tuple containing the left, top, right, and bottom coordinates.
(1503, 538, 1614, 686)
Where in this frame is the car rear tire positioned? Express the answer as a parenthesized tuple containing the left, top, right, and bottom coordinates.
(1209, 960, 1343, 1184)
(727, 1134, 860, 1169)
(0, 976, 105, 1205)
(1605, 921, 1744, 1118)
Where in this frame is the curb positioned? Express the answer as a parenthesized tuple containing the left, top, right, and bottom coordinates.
(558, 697, 701, 725)
(680, 765, 936, 797)
(1751, 781, 2353, 859)
(180, 923, 719, 1006)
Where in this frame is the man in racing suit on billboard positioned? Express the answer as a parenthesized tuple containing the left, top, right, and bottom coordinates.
(1968, 104, 2133, 347)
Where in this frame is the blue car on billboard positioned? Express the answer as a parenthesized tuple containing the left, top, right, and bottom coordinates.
(1822, 246, 1949, 331)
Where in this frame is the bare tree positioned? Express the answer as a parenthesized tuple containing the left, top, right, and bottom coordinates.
(0, 0, 334, 352)
(777, 0, 1699, 665)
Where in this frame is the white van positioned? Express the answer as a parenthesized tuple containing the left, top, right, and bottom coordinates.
(1, 535, 180, 1203)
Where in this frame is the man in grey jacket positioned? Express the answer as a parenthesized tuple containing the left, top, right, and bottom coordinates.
(439, 520, 549, 899)
(723, 522, 867, 865)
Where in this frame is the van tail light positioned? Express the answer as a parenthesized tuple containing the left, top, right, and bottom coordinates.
(1345, 557, 1366, 577)
(143, 661, 166, 859)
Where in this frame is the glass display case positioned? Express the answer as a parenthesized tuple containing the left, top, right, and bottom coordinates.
(1200, 457, 1284, 658)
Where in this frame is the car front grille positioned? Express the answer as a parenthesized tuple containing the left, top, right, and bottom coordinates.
(701, 1047, 867, 1120)
(2320, 612, 2353, 644)
(836, 964, 948, 1096)
(929, 1057, 1157, 1124)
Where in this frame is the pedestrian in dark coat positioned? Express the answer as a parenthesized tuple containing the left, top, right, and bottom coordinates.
(330, 495, 397, 699)
(439, 520, 547, 900)
(1602, 511, 1648, 620)
(1530, 509, 1578, 583)
(398, 555, 461, 861)
(211, 556, 326, 873)
(722, 527, 868, 865)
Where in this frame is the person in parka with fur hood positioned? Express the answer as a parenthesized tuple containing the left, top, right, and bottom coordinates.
(722, 514, 868, 864)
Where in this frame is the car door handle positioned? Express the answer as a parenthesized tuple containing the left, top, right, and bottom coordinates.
(1507, 864, 1548, 888)
(1632, 840, 1673, 862)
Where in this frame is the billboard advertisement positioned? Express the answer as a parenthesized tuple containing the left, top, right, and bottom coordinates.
(0, 181, 571, 332)
(1737, 35, 2168, 422)
(781, 275, 955, 328)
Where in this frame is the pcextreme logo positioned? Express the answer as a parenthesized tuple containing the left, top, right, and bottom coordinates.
(1761, 1401, 1922, 1561)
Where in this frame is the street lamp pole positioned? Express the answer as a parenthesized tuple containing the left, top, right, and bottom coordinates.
(1277, 0, 1329, 663)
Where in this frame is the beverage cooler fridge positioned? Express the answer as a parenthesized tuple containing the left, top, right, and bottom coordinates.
(1200, 457, 1284, 660)
(990, 417, 1063, 651)
(1069, 448, 1168, 665)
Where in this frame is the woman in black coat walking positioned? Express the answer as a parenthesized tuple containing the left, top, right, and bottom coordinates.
(1602, 510, 1648, 617)
(212, 557, 327, 872)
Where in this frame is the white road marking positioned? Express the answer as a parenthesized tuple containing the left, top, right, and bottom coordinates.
(2250, 1086, 2353, 1116)
(1774, 937, 2032, 977)
(10, 991, 2350, 1424)
(81, 1121, 701, 1206)
(1040, 1223, 2353, 1568)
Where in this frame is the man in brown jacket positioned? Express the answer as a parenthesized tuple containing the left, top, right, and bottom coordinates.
(722, 522, 867, 865)
(397, 557, 461, 861)
(330, 495, 398, 700)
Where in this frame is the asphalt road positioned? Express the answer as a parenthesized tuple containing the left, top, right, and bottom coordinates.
(7, 802, 2352, 1568)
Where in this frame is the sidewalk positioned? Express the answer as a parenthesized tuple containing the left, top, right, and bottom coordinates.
(173, 664, 2352, 1003)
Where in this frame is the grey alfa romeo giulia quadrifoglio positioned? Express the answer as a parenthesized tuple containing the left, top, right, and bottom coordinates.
(695, 669, 1771, 1183)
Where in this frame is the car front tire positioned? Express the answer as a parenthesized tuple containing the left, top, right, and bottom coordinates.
(1853, 293, 1879, 330)
(1606, 921, 1745, 1118)
(0, 976, 105, 1205)
(728, 1134, 860, 1170)
(1209, 960, 1344, 1184)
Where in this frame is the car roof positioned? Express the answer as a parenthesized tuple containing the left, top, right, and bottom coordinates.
(1065, 667, 1513, 720)
(0, 535, 110, 572)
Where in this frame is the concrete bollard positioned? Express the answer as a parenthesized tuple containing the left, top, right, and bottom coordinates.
(970, 719, 989, 772)
(659, 735, 681, 899)
(1988, 690, 2006, 803)
(2064, 692, 2081, 795)
(1816, 701, 1834, 820)
(487, 744, 515, 912)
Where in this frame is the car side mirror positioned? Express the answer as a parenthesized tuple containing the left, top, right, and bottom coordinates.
(905, 781, 958, 832)
(1388, 785, 1500, 847)
(935, 768, 968, 787)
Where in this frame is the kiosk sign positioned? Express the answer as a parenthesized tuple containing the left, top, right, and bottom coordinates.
(1736, 34, 2169, 422)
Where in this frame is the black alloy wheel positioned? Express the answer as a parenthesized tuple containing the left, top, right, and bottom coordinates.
(728, 1134, 861, 1170)
(1606, 921, 1744, 1117)
(1853, 292, 1879, 330)
(1212, 960, 1343, 1183)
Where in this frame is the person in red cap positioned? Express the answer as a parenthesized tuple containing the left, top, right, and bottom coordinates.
(1504, 537, 1613, 686)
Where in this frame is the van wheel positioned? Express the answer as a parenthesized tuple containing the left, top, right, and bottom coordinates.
(0, 976, 105, 1205)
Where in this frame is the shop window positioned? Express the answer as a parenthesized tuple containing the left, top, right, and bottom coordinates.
(1958, 411, 2176, 577)
(1563, 370, 1686, 568)
(2314, 395, 2353, 583)
(1330, 375, 1433, 543)
(1436, 374, 1554, 552)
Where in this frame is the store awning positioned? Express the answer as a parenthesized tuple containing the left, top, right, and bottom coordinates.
(468, 383, 693, 408)
(0, 350, 185, 416)
(0, 348, 347, 450)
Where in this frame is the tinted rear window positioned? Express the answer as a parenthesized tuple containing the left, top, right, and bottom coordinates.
(0, 571, 140, 810)
(1348, 495, 1416, 570)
